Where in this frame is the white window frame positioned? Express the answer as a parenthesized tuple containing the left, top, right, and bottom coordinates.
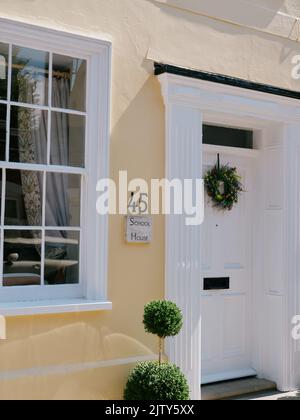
(0, 18, 112, 315)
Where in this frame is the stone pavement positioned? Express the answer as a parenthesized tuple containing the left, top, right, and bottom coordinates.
(234, 390, 300, 400)
(202, 377, 300, 400)
(202, 378, 276, 400)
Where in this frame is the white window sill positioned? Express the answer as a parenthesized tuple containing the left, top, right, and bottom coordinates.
(0, 299, 112, 317)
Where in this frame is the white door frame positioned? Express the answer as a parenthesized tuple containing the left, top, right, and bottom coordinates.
(158, 72, 300, 400)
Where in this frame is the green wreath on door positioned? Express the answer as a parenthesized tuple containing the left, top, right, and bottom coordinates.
(204, 155, 244, 211)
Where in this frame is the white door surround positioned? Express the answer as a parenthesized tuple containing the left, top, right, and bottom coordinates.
(158, 72, 300, 400)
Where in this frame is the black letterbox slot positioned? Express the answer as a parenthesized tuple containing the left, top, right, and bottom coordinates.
(203, 277, 230, 291)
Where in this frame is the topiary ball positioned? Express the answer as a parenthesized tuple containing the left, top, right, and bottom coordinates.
(143, 300, 183, 338)
(124, 361, 189, 400)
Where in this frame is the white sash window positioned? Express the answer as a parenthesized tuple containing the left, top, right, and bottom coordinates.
(0, 20, 111, 315)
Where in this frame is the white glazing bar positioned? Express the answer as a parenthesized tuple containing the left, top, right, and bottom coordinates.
(47, 52, 53, 166)
(80, 54, 88, 289)
(79, 176, 84, 287)
(5, 44, 12, 163)
(41, 226, 81, 232)
(0, 169, 6, 288)
(3, 226, 81, 231)
(0, 100, 87, 117)
(3, 226, 43, 231)
(41, 51, 52, 287)
(50, 106, 87, 117)
(40, 171, 46, 286)
(0, 44, 12, 287)
(40, 229, 45, 287)
(0, 227, 3, 288)
(0, 161, 86, 175)
(1, 169, 6, 228)
(5, 103, 10, 163)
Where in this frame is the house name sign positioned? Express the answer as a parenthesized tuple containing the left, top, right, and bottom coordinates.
(125, 216, 152, 244)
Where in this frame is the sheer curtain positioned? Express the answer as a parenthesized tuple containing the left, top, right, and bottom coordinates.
(45, 77, 70, 229)
(18, 74, 45, 228)
(18, 75, 70, 231)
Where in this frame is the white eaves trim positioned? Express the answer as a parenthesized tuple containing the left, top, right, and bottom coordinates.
(159, 72, 300, 124)
(0, 299, 112, 317)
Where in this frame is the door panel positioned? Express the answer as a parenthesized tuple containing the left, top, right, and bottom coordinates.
(202, 296, 219, 362)
(222, 294, 246, 357)
(201, 150, 255, 384)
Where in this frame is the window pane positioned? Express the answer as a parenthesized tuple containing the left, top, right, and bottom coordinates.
(50, 112, 85, 167)
(203, 125, 254, 149)
(45, 230, 79, 285)
(0, 43, 8, 100)
(52, 54, 86, 112)
(0, 105, 6, 161)
(3, 230, 41, 287)
(11, 46, 49, 106)
(10, 106, 47, 163)
(46, 173, 81, 227)
(0, 169, 2, 215)
(5, 169, 43, 226)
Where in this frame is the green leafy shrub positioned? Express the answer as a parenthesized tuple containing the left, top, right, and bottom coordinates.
(124, 300, 189, 401)
(143, 300, 183, 338)
(124, 361, 189, 400)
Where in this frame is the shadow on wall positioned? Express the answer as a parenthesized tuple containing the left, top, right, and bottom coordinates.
(0, 317, 154, 370)
(149, 0, 285, 29)
(0, 314, 155, 399)
(0, 358, 142, 400)
(147, 0, 300, 81)
(108, 70, 165, 337)
(110, 72, 165, 176)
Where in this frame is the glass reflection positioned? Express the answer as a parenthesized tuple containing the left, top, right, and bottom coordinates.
(5, 169, 43, 226)
(10, 106, 48, 163)
(0, 105, 6, 161)
(52, 54, 86, 112)
(51, 112, 85, 167)
(44, 230, 79, 285)
(0, 43, 8, 100)
(11, 46, 49, 106)
(3, 230, 41, 287)
(45, 173, 81, 227)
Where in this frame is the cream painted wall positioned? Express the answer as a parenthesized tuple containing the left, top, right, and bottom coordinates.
(283, 0, 300, 17)
(0, 0, 299, 399)
(154, 0, 300, 40)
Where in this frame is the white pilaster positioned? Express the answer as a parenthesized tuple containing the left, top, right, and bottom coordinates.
(283, 124, 300, 390)
(161, 82, 203, 399)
